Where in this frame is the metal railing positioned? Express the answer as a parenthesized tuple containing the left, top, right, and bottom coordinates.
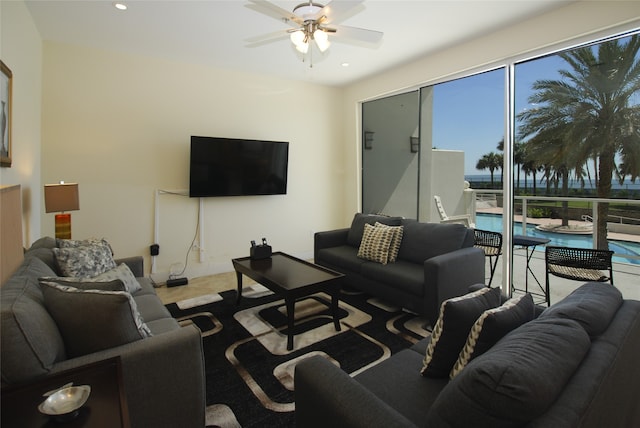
(469, 189, 640, 263)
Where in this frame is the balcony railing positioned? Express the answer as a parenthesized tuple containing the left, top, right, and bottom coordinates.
(469, 189, 640, 264)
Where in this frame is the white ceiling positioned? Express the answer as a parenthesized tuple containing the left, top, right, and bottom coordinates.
(25, 0, 575, 86)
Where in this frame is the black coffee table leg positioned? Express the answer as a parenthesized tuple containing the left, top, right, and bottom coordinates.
(235, 271, 243, 306)
(331, 289, 341, 332)
(286, 297, 295, 350)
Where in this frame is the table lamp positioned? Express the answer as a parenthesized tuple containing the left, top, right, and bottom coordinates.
(44, 182, 79, 239)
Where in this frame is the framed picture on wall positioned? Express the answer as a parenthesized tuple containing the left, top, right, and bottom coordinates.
(1, 60, 12, 167)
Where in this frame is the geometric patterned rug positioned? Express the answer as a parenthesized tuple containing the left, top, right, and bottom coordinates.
(166, 285, 429, 428)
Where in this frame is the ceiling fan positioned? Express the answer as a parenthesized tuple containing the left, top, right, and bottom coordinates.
(246, 0, 383, 63)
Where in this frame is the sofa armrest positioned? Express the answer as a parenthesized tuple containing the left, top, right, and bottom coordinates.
(314, 228, 350, 258)
(423, 247, 485, 325)
(295, 356, 416, 428)
(50, 325, 205, 428)
(115, 256, 144, 277)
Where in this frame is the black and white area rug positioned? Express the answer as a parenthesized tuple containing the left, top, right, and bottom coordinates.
(166, 285, 430, 428)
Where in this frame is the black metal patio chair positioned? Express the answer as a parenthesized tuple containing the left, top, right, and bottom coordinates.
(545, 246, 614, 291)
(474, 229, 502, 286)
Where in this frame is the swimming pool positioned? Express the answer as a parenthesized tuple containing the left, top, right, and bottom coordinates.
(476, 213, 640, 265)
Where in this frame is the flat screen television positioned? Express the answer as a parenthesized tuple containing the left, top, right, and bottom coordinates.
(189, 136, 289, 197)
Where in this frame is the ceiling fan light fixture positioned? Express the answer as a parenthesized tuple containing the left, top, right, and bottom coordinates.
(290, 30, 309, 53)
(296, 41, 310, 54)
(290, 30, 305, 46)
(313, 29, 330, 52)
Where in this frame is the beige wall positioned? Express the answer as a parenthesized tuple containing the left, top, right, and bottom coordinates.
(7, 0, 640, 280)
(0, 0, 43, 246)
(342, 1, 640, 223)
(41, 42, 345, 279)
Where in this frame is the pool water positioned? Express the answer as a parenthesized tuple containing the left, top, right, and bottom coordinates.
(476, 213, 640, 265)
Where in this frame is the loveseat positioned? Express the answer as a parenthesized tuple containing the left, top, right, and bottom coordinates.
(1, 237, 205, 428)
(296, 282, 640, 427)
(314, 213, 485, 326)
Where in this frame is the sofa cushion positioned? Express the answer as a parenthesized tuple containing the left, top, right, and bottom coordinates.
(539, 281, 622, 337)
(29, 236, 57, 251)
(57, 237, 113, 253)
(421, 287, 501, 378)
(346, 213, 402, 247)
(40, 277, 126, 292)
(42, 263, 142, 294)
(24, 247, 58, 273)
(426, 317, 591, 427)
(40, 282, 152, 358)
(374, 222, 404, 263)
(1, 257, 66, 384)
(397, 222, 468, 264)
(317, 245, 368, 273)
(14, 252, 57, 279)
(357, 223, 394, 264)
(134, 294, 174, 322)
(360, 260, 424, 296)
(53, 241, 117, 277)
(450, 293, 535, 378)
(355, 347, 449, 425)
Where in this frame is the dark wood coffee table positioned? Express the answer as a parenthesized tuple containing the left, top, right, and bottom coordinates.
(232, 252, 344, 350)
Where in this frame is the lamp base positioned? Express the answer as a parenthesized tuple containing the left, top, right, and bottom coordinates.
(55, 213, 72, 239)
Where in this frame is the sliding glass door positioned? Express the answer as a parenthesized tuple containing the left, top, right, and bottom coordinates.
(361, 29, 640, 292)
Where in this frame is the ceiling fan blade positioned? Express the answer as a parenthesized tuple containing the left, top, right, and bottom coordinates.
(245, 29, 291, 47)
(313, 0, 365, 24)
(246, 0, 303, 26)
(330, 24, 383, 46)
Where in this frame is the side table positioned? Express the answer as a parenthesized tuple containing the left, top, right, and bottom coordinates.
(1, 356, 130, 428)
(513, 234, 551, 305)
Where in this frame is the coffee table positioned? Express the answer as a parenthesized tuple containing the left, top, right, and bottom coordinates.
(232, 252, 344, 350)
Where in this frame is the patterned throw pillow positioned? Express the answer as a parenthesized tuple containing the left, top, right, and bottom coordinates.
(40, 281, 152, 358)
(357, 223, 394, 264)
(57, 237, 114, 254)
(39, 277, 126, 292)
(421, 287, 501, 378)
(42, 263, 141, 294)
(53, 241, 117, 277)
(374, 222, 404, 263)
(450, 293, 535, 378)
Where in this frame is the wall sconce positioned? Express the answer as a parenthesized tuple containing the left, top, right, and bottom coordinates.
(44, 182, 79, 239)
(364, 131, 374, 150)
(410, 136, 419, 153)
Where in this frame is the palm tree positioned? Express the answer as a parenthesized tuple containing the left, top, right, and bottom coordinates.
(518, 35, 640, 248)
(497, 139, 525, 192)
(476, 152, 501, 187)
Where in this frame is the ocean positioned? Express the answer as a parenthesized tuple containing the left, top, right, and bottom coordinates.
(465, 175, 640, 191)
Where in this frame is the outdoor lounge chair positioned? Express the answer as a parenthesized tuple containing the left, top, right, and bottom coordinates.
(434, 195, 475, 227)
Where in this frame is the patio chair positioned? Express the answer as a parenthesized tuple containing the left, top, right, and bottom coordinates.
(474, 229, 502, 286)
(545, 246, 614, 291)
(434, 195, 474, 227)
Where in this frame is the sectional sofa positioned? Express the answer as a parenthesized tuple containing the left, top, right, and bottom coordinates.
(1, 237, 205, 428)
(296, 282, 640, 427)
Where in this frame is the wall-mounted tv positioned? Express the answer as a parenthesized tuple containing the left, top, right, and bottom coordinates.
(189, 136, 289, 197)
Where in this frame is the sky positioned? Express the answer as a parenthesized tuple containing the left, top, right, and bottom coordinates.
(432, 55, 563, 176)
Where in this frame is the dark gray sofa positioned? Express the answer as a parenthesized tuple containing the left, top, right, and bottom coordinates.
(314, 213, 485, 326)
(1, 237, 205, 428)
(295, 282, 640, 427)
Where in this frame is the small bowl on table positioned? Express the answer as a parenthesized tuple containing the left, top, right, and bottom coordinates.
(38, 385, 91, 422)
